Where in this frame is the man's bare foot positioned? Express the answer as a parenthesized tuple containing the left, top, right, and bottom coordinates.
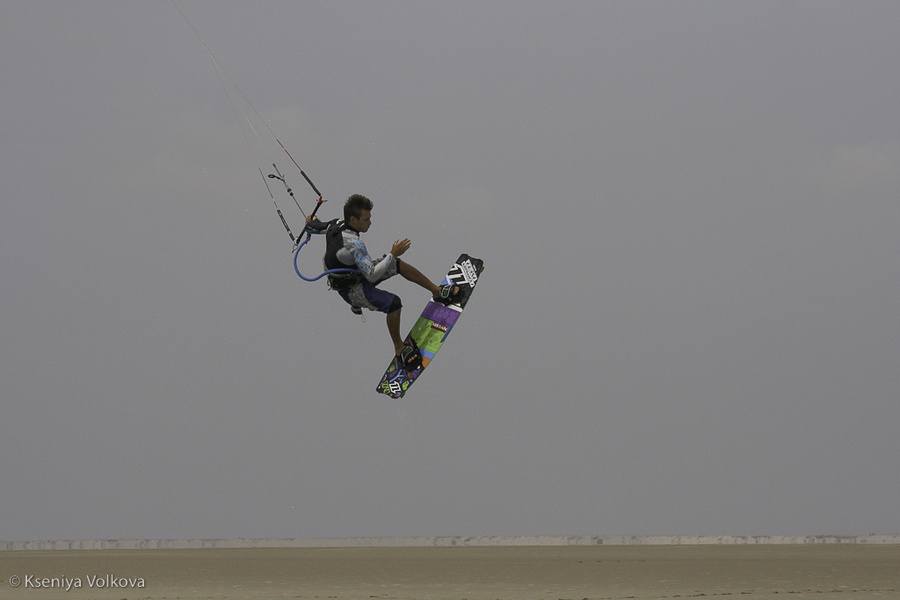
(433, 284, 461, 304)
(396, 339, 422, 370)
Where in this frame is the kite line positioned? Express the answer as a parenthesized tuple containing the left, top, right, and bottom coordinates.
(173, 1, 357, 281)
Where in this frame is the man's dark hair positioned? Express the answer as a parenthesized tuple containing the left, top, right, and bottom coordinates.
(344, 194, 373, 221)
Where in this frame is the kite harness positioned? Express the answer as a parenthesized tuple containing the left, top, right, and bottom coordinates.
(293, 230, 361, 283)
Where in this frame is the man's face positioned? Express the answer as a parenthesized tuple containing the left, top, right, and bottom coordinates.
(349, 209, 372, 233)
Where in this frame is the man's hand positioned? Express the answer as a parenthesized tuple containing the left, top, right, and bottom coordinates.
(305, 215, 318, 224)
(391, 238, 411, 258)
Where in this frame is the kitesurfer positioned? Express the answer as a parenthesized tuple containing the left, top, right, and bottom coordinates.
(305, 194, 460, 369)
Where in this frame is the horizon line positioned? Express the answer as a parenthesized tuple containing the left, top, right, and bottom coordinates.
(3, 534, 900, 551)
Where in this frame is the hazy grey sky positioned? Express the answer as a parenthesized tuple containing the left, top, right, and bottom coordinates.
(2, 1, 898, 542)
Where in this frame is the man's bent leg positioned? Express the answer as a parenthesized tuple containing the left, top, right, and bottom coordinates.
(398, 260, 460, 302)
(387, 307, 405, 357)
(398, 260, 442, 297)
(351, 280, 406, 355)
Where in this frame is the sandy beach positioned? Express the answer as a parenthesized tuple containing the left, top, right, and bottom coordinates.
(2, 544, 899, 600)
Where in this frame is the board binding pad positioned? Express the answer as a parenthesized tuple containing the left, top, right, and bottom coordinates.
(376, 254, 484, 398)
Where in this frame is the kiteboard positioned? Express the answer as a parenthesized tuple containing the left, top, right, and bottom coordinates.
(376, 254, 484, 398)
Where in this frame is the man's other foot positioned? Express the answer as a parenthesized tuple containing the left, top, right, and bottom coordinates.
(396, 338, 423, 371)
(433, 284, 461, 305)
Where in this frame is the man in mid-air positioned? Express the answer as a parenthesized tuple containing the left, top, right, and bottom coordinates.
(305, 194, 460, 369)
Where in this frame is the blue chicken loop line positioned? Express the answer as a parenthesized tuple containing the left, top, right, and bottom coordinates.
(293, 233, 361, 282)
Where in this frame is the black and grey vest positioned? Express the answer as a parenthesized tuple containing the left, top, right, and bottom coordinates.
(323, 219, 362, 291)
